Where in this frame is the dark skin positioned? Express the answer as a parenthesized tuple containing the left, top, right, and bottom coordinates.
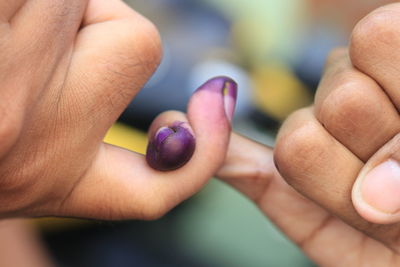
(0, 219, 53, 267)
(218, 3, 400, 266)
(0, 0, 234, 220)
(2, 1, 400, 266)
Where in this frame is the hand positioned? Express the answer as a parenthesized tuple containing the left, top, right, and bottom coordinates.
(0, 219, 53, 267)
(0, 0, 235, 220)
(218, 3, 400, 265)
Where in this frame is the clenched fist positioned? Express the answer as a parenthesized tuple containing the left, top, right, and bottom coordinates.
(218, 3, 400, 266)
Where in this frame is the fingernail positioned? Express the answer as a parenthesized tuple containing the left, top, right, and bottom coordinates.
(195, 76, 238, 122)
(146, 122, 196, 172)
(361, 160, 400, 214)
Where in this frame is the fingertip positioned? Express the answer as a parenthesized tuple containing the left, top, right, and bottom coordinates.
(146, 122, 195, 172)
(146, 77, 238, 172)
(188, 76, 238, 130)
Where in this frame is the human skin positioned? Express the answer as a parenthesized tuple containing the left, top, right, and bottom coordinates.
(0, 220, 54, 267)
(0, 0, 235, 220)
(215, 3, 400, 266)
(146, 77, 237, 171)
(5, 1, 400, 266)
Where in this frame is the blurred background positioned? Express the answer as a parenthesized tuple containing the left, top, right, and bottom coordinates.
(6, 0, 394, 266)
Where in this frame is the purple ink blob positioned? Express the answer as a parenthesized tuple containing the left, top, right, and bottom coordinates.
(146, 123, 195, 171)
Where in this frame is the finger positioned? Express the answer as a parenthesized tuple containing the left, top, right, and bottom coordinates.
(353, 133, 400, 225)
(217, 134, 394, 266)
(0, 0, 88, 157)
(80, 0, 135, 26)
(56, 77, 237, 220)
(275, 107, 363, 218)
(314, 48, 400, 161)
(66, 0, 161, 129)
(274, 107, 400, 253)
(12, 0, 87, 61)
(6, 0, 88, 109)
(0, 219, 54, 267)
(350, 3, 400, 110)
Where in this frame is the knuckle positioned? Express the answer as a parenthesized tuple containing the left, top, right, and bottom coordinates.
(350, 8, 397, 62)
(320, 78, 370, 127)
(139, 19, 163, 67)
(93, 17, 163, 114)
(317, 73, 385, 157)
(120, 16, 162, 73)
(275, 113, 327, 186)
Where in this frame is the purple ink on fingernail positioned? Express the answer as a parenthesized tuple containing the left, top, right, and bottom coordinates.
(195, 76, 238, 122)
(146, 123, 196, 171)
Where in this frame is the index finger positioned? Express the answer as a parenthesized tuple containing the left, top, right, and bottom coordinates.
(314, 48, 400, 161)
(350, 3, 400, 110)
(11, 0, 88, 64)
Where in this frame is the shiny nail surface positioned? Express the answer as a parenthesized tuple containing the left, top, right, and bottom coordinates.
(146, 122, 195, 171)
(195, 76, 238, 122)
(361, 159, 400, 214)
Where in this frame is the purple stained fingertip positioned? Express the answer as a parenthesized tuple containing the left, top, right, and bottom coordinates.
(195, 76, 238, 122)
(146, 76, 238, 171)
(146, 122, 195, 171)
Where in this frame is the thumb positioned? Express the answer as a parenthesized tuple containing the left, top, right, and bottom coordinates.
(352, 133, 400, 224)
(56, 77, 237, 220)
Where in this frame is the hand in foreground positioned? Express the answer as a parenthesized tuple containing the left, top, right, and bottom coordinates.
(219, 3, 400, 266)
(0, 0, 235, 220)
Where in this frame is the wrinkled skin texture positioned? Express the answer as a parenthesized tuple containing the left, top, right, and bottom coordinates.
(216, 3, 400, 266)
(0, 0, 161, 218)
(0, 0, 235, 221)
(5, 1, 400, 266)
